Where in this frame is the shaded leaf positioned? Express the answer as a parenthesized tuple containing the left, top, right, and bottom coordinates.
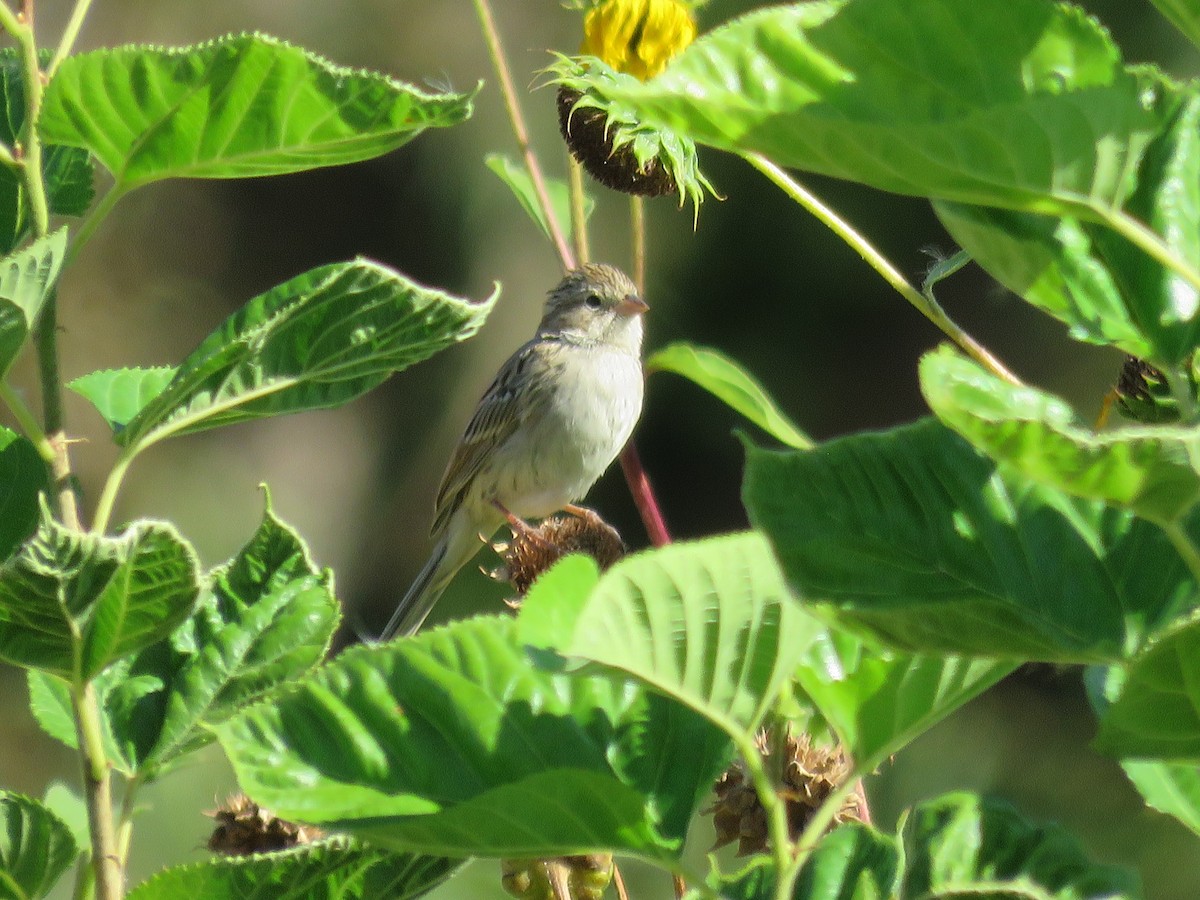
(0, 426, 47, 561)
(0, 229, 68, 376)
(647, 343, 812, 449)
(519, 533, 817, 740)
(1150, 0, 1200, 49)
(0, 791, 78, 900)
(118, 260, 498, 452)
(920, 346, 1200, 524)
(40, 34, 474, 194)
(69, 367, 177, 433)
(0, 504, 201, 679)
(126, 839, 458, 900)
(592, 0, 1162, 214)
(742, 421, 1194, 661)
(901, 793, 1140, 898)
(484, 153, 590, 244)
(215, 617, 729, 859)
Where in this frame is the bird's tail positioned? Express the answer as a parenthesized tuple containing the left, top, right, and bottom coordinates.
(380, 522, 484, 640)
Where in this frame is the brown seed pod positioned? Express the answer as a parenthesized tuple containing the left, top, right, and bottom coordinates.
(490, 508, 626, 599)
(205, 792, 323, 856)
(557, 86, 676, 197)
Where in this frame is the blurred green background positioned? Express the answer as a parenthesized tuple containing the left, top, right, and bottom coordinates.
(1, 1, 1197, 897)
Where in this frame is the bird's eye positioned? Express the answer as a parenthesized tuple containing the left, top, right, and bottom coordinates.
(584, 293, 603, 309)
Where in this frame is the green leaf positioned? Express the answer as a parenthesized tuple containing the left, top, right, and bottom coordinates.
(939, 89, 1200, 366)
(126, 840, 459, 900)
(40, 34, 474, 196)
(646, 343, 812, 449)
(38, 784, 87, 857)
(796, 626, 1014, 769)
(1095, 618, 1200, 759)
(742, 420, 1194, 661)
(68, 367, 177, 433)
(0, 791, 78, 900)
(484, 153, 590, 245)
(0, 50, 94, 254)
(920, 346, 1200, 523)
(712, 824, 901, 900)
(215, 617, 730, 859)
(1149, 0, 1200, 52)
(0, 504, 201, 679)
(27, 502, 339, 778)
(118, 260, 498, 452)
(592, 0, 1162, 214)
(518, 533, 817, 741)
(0, 229, 68, 376)
(900, 793, 1140, 898)
(0, 426, 48, 561)
(1122, 760, 1200, 837)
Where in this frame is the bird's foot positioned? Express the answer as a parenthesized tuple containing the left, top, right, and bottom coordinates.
(563, 503, 602, 523)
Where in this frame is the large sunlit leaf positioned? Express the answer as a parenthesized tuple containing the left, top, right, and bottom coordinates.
(69, 367, 177, 433)
(0, 229, 68, 376)
(1122, 760, 1200, 838)
(117, 260, 498, 452)
(797, 627, 1014, 769)
(126, 840, 459, 900)
(900, 793, 1140, 898)
(0, 791, 78, 900)
(40, 34, 474, 195)
(920, 346, 1200, 524)
(519, 533, 817, 741)
(646, 343, 812, 449)
(0, 504, 201, 679)
(742, 420, 1195, 661)
(0, 426, 47, 561)
(0, 51, 93, 254)
(1095, 618, 1200, 759)
(591, 0, 1163, 215)
(938, 91, 1200, 366)
(215, 617, 729, 860)
(27, 502, 338, 778)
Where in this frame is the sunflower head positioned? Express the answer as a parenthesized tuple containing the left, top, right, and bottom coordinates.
(579, 0, 698, 80)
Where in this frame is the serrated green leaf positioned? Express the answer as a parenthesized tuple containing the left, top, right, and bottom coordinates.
(0, 504, 201, 679)
(921, 346, 1200, 523)
(647, 343, 812, 449)
(1122, 760, 1200, 837)
(742, 420, 1195, 662)
(592, 0, 1162, 215)
(68, 367, 177, 433)
(0, 791, 78, 900)
(484, 153, 590, 245)
(0, 51, 94, 255)
(1096, 618, 1200, 759)
(215, 617, 730, 859)
(40, 34, 474, 195)
(117, 260, 497, 453)
(1150, 0, 1200, 49)
(0, 426, 47, 561)
(0, 229, 68, 376)
(797, 627, 1014, 769)
(125, 839, 458, 900)
(518, 533, 817, 740)
(901, 793, 1141, 898)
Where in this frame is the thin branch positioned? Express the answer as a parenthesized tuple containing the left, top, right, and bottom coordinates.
(568, 155, 590, 266)
(745, 153, 1022, 387)
(630, 196, 646, 294)
(72, 682, 122, 900)
(1098, 204, 1200, 297)
(612, 861, 630, 900)
(0, 380, 56, 465)
(47, 0, 95, 77)
(471, 0, 574, 270)
(620, 443, 671, 546)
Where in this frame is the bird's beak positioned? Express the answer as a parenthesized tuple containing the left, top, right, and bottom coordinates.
(616, 294, 649, 317)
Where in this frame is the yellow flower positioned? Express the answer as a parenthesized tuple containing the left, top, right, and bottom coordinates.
(581, 0, 696, 81)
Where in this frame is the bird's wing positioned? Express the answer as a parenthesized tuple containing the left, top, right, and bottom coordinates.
(431, 339, 558, 536)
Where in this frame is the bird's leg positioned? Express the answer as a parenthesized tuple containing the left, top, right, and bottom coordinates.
(491, 500, 557, 549)
(563, 503, 602, 524)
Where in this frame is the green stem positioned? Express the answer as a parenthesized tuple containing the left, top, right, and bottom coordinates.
(65, 185, 123, 267)
(114, 776, 142, 869)
(1099, 205, 1200, 297)
(732, 732, 794, 900)
(0, 141, 17, 170)
(0, 379, 56, 465)
(71, 682, 122, 900)
(775, 772, 863, 900)
(568, 155, 590, 266)
(0, 4, 50, 238)
(470, 0, 574, 270)
(745, 153, 1022, 387)
(1165, 520, 1200, 587)
(630, 195, 646, 295)
(92, 449, 134, 535)
(47, 0, 95, 77)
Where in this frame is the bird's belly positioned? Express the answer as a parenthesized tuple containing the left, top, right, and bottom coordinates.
(487, 350, 642, 519)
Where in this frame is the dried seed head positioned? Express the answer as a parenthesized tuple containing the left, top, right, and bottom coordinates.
(501, 855, 614, 900)
(557, 86, 676, 197)
(490, 509, 626, 598)
(1112, 355, 1183, 424)
(206, 792, 322, 856)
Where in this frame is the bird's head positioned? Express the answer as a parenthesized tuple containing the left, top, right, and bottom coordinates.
(538, 262, 648, 352)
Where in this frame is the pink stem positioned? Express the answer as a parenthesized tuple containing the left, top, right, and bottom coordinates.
(620, 443, 670, 546)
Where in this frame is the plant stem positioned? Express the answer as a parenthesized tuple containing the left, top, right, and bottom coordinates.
(71, 682, 122, 900)
(471, 0, 574, 270)
(568, 155, 590, 266)
(733, 732, 794, 900)
(774, 772, 863, 900)
(92, 450, 134, 535)
(114, 776, 142, 868)
(620, 442, 671, 546)
(65, 185, 123, 267)
(612, 862, 630, 900)
(1165, 520, 1200, 587)
(0, 379, 57, 464)
(47, 0, 95, 77)
(1099, 205, 1200, 297)
(744, 153, 1022, 387)
(630, 195, 646, 294)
